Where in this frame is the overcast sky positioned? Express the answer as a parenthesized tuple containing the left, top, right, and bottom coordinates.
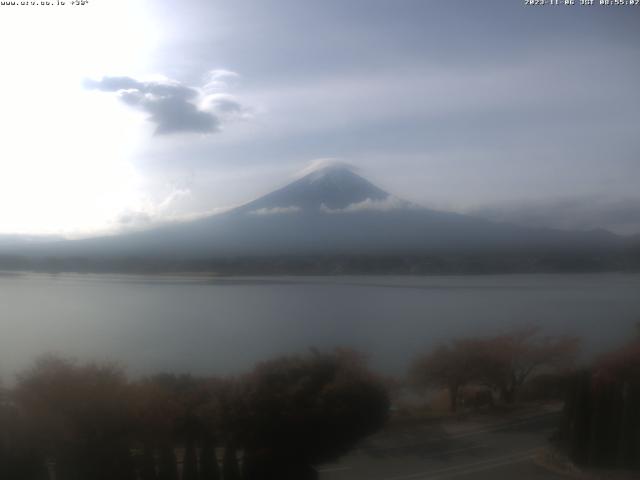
(0, 0, 639, 236)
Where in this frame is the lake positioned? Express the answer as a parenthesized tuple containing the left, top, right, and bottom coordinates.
(1, 272, 639, 380)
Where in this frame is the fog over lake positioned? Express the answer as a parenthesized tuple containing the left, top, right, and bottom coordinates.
(1, 273, 639, 380)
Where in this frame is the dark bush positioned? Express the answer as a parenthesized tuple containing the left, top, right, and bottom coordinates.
(239, 349, 390, 479)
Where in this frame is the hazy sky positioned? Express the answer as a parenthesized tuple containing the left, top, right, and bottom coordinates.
(1, 0, 639, 236)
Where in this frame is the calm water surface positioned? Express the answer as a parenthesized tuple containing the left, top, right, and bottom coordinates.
(1, 272, 639, 379)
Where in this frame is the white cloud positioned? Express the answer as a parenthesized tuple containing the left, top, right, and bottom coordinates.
(293, 158, 358, 179)
(116, 188, 192, 229)
(203, 69, 240, 92)
(248, 206, 302, 216)
(157, 188, 192, 210)
(320, 196, 416, 214)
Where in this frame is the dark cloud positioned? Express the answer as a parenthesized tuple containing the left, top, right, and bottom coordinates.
(209, 96, 243, 114)
(202, 93, 249, 120)
(84, 76, 222, 135)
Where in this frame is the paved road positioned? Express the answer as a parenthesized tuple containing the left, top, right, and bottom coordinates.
(318, 411, 566, 480)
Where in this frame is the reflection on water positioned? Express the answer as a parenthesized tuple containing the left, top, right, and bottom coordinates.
(1, 272, 639, 379)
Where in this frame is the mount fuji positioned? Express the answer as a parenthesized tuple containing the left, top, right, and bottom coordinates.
(0, 165, 634, 273)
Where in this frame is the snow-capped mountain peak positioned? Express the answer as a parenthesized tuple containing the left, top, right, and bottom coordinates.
(239, 165, 391, 212)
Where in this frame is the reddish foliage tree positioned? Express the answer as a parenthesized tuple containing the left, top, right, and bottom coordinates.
(238, 349, 390, 480)
(411, 327, 580, 409)
(562, 331, 640, 469)
(479, 326, 580, 403)
(132, 373, 224, 480)
(594, 338, 640, 386)
(0, 392, 48, 480)
(410, 339, 487, 411)
(13, 355, 134, 480)
(128, 379, 183, 480)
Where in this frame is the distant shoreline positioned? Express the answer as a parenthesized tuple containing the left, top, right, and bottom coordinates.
(2, 249, 639, 277)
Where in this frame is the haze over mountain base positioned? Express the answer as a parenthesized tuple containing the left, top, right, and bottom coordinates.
(1, 166, 639, 274)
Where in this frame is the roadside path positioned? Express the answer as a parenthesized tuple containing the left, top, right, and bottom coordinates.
(319, 408, 566, 480)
